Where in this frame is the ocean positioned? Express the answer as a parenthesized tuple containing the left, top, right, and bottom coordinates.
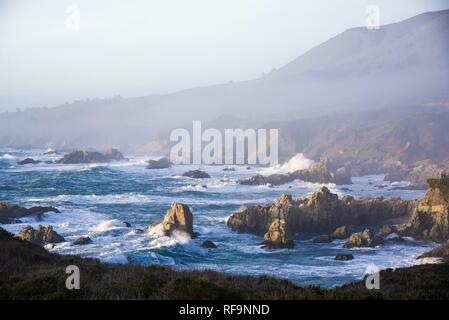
(0, 148, 438, 287)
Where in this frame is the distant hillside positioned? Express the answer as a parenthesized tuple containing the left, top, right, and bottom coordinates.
(0, 10, 448, 151)
(274, 105, 449, 165)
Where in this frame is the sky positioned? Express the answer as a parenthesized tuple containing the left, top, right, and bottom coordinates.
(0, 0, 448, 112)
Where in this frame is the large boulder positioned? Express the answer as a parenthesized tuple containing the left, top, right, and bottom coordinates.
(201, 240, 217, 248)
(261, 219, 294, 249)
(57, 148, 125, 164)
(147, 157, 172, 169)
(344, 229, 384, 248)
(15, 225, 65, 246)
(335, 253, 354, 261)
(0, 203, 60, 224)
(153, 203, 195, 238)
(182, 170, 210, 179)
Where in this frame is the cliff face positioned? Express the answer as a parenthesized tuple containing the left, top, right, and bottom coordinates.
(227, 187, 413, 235)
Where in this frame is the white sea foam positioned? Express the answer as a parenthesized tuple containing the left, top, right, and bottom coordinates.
(261, 153, 314, 175)
(0, 153, 15, 160)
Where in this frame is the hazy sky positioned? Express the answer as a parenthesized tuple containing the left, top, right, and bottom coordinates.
(0, 0, 448, 111)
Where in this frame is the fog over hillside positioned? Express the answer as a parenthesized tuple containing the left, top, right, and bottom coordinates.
(0, 9, 448, 152)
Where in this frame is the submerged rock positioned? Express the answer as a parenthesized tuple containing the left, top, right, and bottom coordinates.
(344, 229, 384, 248)
(152, 203, 195, 238)
(123, 221, 132, 227)
(147, 157, 172, 169)
(72, 236, 93, 246)
(57, 148, 125, 164)
(261, 219, 294, 249)
(0, 203, 60, 224)
(182, 170, 211, 179)
(15, 225, 65, 246)
(18, 158, 41, 165)
(201, 240, 217, 248)
(335, 253, 354, 261)
(311, 234, 334, 243)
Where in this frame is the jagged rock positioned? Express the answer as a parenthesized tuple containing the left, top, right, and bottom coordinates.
(182, 170, 210, 179)
(332, 226, 350, 239)
(57, 148, 124, 164)
(344, 229, 384, 248)
(201, 240, 217, 248)
(72, 236, 92, 246)
(18, 158, 41, 165)
(417, 240, 449, 260)
(0, 203, 60, 224)
(261, 219, 294, 249)
(394, 178, 449, 242)
(333, 167, 352, 185)
(152, 203, 195, 237)
(15, 225, 65, 246)
(227, 187, 412, 237)
(123, 221, 131, 227)
(335, 254, 354, 261)
(146, 157, 172, 169)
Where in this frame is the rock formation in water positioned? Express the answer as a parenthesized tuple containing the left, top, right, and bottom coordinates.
(201, 240, 217, 248)
(417, 239, 449, 261)
(261, 218, 294, 249)
(227, 187, 412, 236)
(72, 236, 93, 246)
(385, 178, 449, 242)
(146, 157, 172, 169)
(239, 161, 351, 186)
(15, 225, 65, 246)
(57, 148, 125, 164)
(18, 158, 41, 165)
(151, 203, 195, 238)
(182, 170, 211, 179)
(0, 203, 60, 224)
(344, 229, 384, 248)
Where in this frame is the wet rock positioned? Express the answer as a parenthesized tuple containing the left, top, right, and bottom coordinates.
(335, 253, 354, 261)
(182, 170, 210, 179)
(57, 148, 125, 164)
(72, 236, 93, 246)
(378, 225, 395, 237)
(332, 226, 350, 239)
(18, 158, 41, 165)
(222, 167, 235, 171)
(152, 203, 195, 237)
(261, 219, 294, 249)
(123, 221, 132, 227)
(0, 203, 60, 224)
(147, 157, 172, 169)
(15, 225, 65, 246)
(201, 240, 217, 248)
(344, 229, 384, 248)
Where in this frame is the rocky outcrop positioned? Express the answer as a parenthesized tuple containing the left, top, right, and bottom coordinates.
(18, 158, 41, 165)
(182, 170, 210, 179)
(227, 187, 412, 237)
(152, 203, 195, 238)
(335, 254, 354, 261)
(261, 219, 294, 249)
(57, 148, 125, 164)
(344, 229, 384, 248)
(201, 240, 217, 248)
(147, 157, 172, 169)
(312, 226, 350, 243)
(72, 236, 92, 246)
(239, 161, 351, 186)
(391, 178, 449, 242)
(0, 203, 60, 224)
(15, 225, 65, 246)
